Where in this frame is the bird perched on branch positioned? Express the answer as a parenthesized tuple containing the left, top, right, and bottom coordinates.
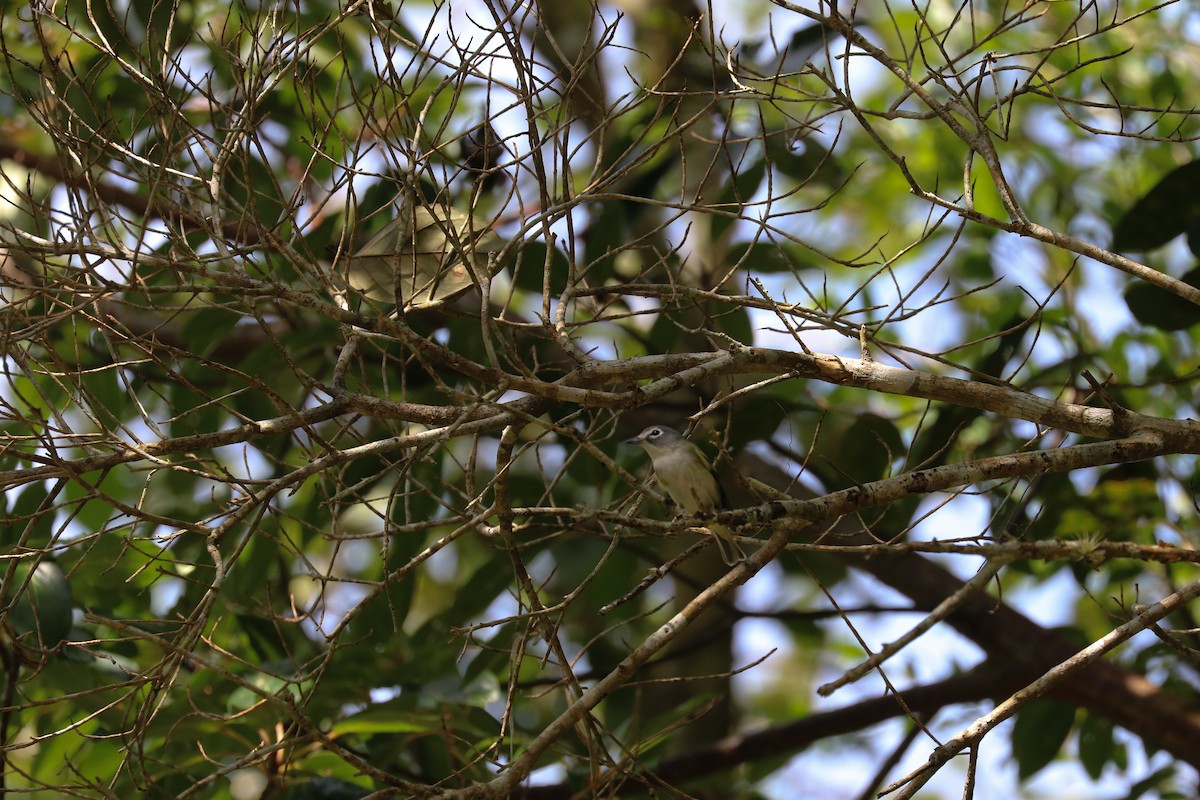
(625, 425, 744, 565)
(341, 191, 501, 310)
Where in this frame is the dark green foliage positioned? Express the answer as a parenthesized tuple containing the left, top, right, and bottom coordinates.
(1112, 161, 1200, 253)
(1012, 699, 1077, 780)
(0, 2, 1198, 799)
(1124, 266, 1200, 330)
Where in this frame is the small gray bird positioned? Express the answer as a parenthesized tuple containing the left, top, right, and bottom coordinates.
(625, 425, 744, 564)
(342, 196, 501, 310)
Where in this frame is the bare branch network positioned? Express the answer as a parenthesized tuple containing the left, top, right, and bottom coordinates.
(1, 0, 1199, 798)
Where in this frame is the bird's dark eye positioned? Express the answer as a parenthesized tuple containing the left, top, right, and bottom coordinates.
(648, 428, 662, 439)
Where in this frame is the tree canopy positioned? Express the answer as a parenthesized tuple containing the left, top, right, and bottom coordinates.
(2, 0, 1200, 798)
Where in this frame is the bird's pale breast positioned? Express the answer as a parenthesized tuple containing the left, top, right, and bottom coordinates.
(650, 448, 721, 514)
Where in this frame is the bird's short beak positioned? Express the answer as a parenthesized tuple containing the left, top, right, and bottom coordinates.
(624, 433, 644, 445)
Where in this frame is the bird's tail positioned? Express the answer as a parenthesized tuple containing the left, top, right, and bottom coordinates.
(710, 523, 745, 566)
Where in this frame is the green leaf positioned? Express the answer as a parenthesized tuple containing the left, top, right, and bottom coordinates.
(727, 241, 811, 274)
(715, 306, 752, 344)
(1118, 765, 1178, 800)
(712, 140, 766, 240)
(510, 240, 571, 296)
(234, 612, 295, 664)
(728, 394, 788, 446)
(808, 412, 903, 487)
(9, 561, 74, 648)
(764, 134, 841, 186)
(1012, 699, 1076, 781)
(80, 366, 126, 425)
(226, 669, 311, 715)
(1112, 160, 1200, 252)
(11, 374, 55, 422)
(4, 483, 50, 549)
(180, 307, 243, 358)
(334, 703, 446, 736)
(1078, 711, 1114, 780)
(1007, 472, 1080, 541)
(1123, 265, 1200, 331)
(581, 200, 630, 284)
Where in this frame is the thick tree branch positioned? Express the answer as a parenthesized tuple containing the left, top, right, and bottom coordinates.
(514, 666, 1028, 799)
(883, 577, 1200, 797)
(7, 346, 1199, 492)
